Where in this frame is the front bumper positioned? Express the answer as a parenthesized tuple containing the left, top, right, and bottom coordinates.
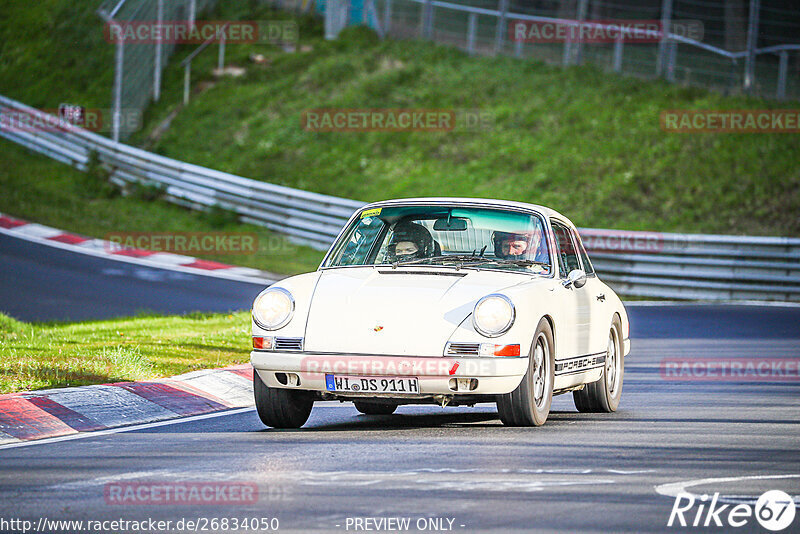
(250, 351, 529, 396)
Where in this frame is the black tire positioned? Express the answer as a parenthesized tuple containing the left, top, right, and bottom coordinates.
(253, 370, 314, 428)
(573, 316, 624, 413)
(353, 401, 397, 415)
(496, 318, 555, 427)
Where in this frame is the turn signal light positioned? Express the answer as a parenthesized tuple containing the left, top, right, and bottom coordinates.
(252, 336, 274, 349)
(493, 344, 521, 357)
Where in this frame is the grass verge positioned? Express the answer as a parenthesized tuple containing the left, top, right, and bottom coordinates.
(0, 311, 251, 394)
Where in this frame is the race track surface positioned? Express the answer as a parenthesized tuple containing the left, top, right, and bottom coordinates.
(1, 233, 799, 532)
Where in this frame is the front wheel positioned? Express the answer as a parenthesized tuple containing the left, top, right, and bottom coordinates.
(254, 370, 314, 428)
(353, 401, 397, 415)
(573, 317, 624, 413)
(496, 318, 554, 426)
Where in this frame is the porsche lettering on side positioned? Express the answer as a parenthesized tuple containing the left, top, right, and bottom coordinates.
(250, 198, 631, 427)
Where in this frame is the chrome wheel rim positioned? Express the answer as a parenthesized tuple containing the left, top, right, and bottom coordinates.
(532, 334, 548, 407)
(606, 329, 620, 396)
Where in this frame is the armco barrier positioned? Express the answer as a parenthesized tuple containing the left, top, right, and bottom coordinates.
(1, 94, 798, 301)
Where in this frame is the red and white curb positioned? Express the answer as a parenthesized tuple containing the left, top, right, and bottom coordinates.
(0, 213, 280, 285)
(0, 364, 255, 446)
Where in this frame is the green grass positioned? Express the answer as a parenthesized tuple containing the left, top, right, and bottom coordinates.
(0, 139, 324, 274)
(138, 13, 799, 236)
(0, 311, 251, 394)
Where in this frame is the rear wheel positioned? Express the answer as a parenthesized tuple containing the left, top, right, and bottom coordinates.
(253, 370, 314, 428)
(573, 317, 624, 413)
(353, 401, 397, 415)
(496, 318, 554, 426)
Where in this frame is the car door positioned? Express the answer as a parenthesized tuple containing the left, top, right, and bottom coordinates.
(573, 228, 609, 355)
(551, 220, 592, 358)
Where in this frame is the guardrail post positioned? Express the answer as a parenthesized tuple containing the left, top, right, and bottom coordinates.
(494, 0, 509, 54)
(467, 12, 477, 55)
(743, 0, 760, 92)
(613, 35, 624, 72)
(562, 31, 572, 66)
(383, 0, 392, 35)
(776, 50, 788, 100)
(153, 0, 164, 102)
(656, 0, 673, 76)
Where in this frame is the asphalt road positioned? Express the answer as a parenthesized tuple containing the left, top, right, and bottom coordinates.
(0, 233, 265, 322)
(1, 234, 799, 533)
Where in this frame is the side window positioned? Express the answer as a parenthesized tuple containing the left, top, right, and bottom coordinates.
(551, 221, 580, 277)
(575, 232, 595, 275)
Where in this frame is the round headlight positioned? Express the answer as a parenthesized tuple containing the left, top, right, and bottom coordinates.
(472, 294, 515, 337)
(252, 287, 294, 330)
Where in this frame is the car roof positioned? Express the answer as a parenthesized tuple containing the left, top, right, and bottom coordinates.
(360, 197, 574, 227)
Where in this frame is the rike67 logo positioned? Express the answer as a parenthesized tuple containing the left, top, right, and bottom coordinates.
(668, 490, 796, 531)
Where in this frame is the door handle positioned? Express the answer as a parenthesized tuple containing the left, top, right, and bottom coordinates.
(596, 293, 606, 302)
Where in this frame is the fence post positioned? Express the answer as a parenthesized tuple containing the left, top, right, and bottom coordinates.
(112, 30, 124, 142)
(184, 63, 191, 105)
(153, 0, 164, 102)
(383, 0, 392, 35)
(777, 50, 788, 100)
(743, 0, 761, 92)
(467, 12, 477, 55)
(218, 31, 226, 71)
(422, 0, 433, 40)
(666, 40, 677, 82)
(656, 0, 673, 76)
(613, 35, 624, 72)
(494, 0, 509, 54)
(188, 0, 196, 27)
(573, 0, 588, 65)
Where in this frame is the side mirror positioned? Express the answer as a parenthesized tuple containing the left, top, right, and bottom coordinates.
(563, 269, 587, 289)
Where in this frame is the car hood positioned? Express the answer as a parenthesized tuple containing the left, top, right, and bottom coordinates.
(303, 267, 534, 356)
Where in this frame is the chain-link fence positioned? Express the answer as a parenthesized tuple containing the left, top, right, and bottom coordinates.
(97, 0, 218, 141)
(328, 0, 799, 101)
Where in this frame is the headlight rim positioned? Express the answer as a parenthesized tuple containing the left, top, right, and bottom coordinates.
(472, 293, 516, 338)
(252, 287, 295, 331)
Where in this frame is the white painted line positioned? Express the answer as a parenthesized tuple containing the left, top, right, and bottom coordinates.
(0, 407, 255, 451)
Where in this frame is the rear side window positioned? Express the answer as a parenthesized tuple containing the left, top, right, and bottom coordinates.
(551, 221, 580, 276)
(574, 231, 595, 275)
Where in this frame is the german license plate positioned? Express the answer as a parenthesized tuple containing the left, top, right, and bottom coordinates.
(325, 374, 419, 394)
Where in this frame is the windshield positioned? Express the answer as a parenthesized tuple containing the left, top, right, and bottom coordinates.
(323, 205, 551, 275)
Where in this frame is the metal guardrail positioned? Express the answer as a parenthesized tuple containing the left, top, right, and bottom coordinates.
(1, 93, 798, 301)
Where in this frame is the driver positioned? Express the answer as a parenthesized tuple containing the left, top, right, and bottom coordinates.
(386, 221, 434, 262)
(493, 228, 548, 263)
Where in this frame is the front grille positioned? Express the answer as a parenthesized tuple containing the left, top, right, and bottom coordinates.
(446, 342, 481, 356)
(274, 337, 303, 351)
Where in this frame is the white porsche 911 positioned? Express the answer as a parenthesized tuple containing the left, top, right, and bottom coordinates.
(250, 198, 630, 428)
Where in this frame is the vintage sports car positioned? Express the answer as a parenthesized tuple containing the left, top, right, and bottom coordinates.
(250, 198, 630, 427)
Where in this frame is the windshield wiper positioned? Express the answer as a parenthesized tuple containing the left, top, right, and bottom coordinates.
(391, 254, 486, 268)
(460, 258, 551, 269)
